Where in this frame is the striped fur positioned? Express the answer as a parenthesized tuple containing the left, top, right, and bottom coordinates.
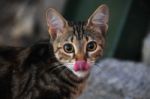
(0, 41, 88, 99)
(47, 5, 109, 77)
(0, 4, 109, 99)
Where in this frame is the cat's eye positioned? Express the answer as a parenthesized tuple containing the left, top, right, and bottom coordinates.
(87, 41, 97, 52)
(63, 43, 74, 53)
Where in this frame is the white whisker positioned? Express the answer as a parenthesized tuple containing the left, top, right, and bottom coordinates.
(49, 64, 65, 73)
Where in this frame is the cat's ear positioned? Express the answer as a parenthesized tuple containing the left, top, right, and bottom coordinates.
(87, 4, 109, 34)
(46, 8, 68, 41)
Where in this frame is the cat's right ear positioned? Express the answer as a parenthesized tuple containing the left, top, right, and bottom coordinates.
(87, 4, 109, 34)
(46, 8, 68, 41)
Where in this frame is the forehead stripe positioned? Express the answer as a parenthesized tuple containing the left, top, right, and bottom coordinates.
(69, 21, 85, 40)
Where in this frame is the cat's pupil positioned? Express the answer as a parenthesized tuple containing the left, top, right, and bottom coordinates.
(87, 41, 97, 51)
(63, 43, 74, 53)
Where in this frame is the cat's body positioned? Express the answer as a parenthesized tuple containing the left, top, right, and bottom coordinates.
(0, 41, 87, 99)
(0, 5, 109, 99)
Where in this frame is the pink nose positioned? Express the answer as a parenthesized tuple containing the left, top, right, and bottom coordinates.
(73, 60, 90, 71)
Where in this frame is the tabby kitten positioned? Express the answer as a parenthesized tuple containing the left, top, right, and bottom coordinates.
(0, 4, 109, 99)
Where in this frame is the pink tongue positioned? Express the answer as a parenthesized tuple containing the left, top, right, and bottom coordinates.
(74, 60, 90, 71)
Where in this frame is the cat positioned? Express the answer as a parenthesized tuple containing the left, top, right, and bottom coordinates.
(0, 4, 109, 99)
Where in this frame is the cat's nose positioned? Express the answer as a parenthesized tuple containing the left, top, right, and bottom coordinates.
(75, 53, 86, 61)
(73, 60, 90, 71)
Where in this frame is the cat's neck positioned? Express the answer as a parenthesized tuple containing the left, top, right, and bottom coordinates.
(58, 67, 89, 98)
(46, 57, 89, 98)
(31, 41, 89, 98)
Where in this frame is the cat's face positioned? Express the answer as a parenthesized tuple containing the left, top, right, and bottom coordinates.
(46, 5, 109, 78)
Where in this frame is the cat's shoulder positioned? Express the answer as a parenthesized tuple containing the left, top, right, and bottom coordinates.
(0, 40, 51, 62)
(18, 40, 52, 63)
(0, 46, 23, 61)
(29, 40, 51, 56)
(30, 40, 50, 50)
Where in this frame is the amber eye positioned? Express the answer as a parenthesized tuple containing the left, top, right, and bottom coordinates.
(87, 41, 97, 51)
(63, 43, 74, 53)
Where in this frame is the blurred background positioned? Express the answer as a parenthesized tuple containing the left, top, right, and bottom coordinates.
(0, 0, 150, 62)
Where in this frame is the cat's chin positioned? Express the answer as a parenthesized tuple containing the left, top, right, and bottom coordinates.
(64, 63, 91, 78)
(73, 70, 90, 78)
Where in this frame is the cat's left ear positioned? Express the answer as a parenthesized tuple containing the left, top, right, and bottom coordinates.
(87, 4, 109, 34)
(46, 8, 68, 41)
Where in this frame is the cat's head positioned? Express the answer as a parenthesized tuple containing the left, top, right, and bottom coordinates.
(46, 4, 109, 78)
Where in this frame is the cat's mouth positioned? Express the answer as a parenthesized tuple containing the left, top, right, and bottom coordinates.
(74, 60, 90, 71)
(65, 60, 92, 78)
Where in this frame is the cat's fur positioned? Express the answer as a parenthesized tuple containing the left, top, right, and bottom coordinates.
(0, 5, 109, 99)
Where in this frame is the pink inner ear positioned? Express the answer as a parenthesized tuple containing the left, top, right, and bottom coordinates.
(47, 15, 64, 40)
(49, 27, 57, 40)
(74, 60, 90, 71)
(92, 13, 106, 25)
(48, 15, 64, 32)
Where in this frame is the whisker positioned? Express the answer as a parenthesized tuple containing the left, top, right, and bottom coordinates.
(48, 65, 66, 73)
(59, 67, 71, 76)
(59, 68, 68, 75)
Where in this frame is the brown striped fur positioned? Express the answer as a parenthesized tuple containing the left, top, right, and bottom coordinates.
(0, 4, 109, 99)
(46, 4, 109, 78)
